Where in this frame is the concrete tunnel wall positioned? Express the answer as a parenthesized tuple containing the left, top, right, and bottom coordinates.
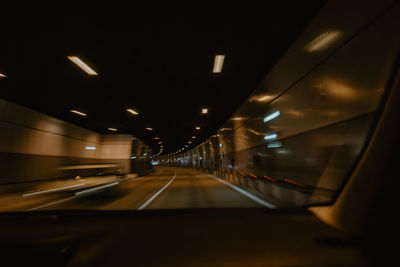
(0, 98, 133, 183)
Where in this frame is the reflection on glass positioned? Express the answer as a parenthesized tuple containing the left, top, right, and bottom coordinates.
(267, 141, 282, 148)
(231, 117, 247, 121)
(264, 134, 278, 140)
(249, 94, 274, 103)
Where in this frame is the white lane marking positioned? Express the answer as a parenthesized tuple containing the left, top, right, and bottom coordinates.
(26, 196, 77, 211)
(22, 183, 86, 197)
(208, 174, 276, 208)
(137, 172, 176, 210)
(75, 182, 119, 196)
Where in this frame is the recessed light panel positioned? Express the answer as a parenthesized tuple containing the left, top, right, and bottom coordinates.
(67, 56, 98, 75)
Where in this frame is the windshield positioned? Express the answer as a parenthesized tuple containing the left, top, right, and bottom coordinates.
(1, 2, 399, 212)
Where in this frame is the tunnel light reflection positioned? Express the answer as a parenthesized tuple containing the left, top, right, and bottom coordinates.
(264, 133, 277, 140)
(0, 73, 6, 77)
(67, 56, 98, 75)
(108, 128, 118, 131)
(213, 55, 225, 73)
(248, 129, 264, 136)
(263, 111, 280, 123)
(201, 108, 208, 114)
(145, 127, 153, 131)
(23, 183, 86, 197)
(75, 182, 119, 196)
(306, 31, 342, 52)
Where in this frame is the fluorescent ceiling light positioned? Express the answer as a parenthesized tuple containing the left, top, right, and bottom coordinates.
(192, 136, 196, 139)
(0, 73, 6, 77)
(195, 126, 200, 130)
(263, 111, 280, 123)
(108, 128, 118, 131)
(70, 109, 87, 116)
(154, 137, 160, 139)
(85, 146, 96, 150)
(67, 56, 98, 75)
(264, 133, 278, 140)
(213, 55, 225, 73)
(127, 109, 139, 115)
(145, 127, 153, 131)
(201, 108, 208, 114)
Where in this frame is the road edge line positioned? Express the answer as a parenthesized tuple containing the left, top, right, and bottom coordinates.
(208, 174, 276, 208)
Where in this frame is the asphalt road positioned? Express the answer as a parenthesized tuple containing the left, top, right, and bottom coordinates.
(2, 167, 274, 211)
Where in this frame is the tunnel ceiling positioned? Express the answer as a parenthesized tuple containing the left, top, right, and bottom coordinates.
(0, 3, 324, 155)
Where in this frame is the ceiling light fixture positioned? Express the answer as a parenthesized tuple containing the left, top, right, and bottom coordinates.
(0, 73, 6, 78)
(263, 111, 280, 123)
(264, 133, 278, 140)
(108, 128, 118, 131)
(67, 56, 98, 75)
(70, 110, 87, 116)
(127, 109, 139, 115)
(201, 108, 208, 114)
(145, 127, 153, 131)
(195, 126, 200, 130)
(213, 55, 225, 73)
